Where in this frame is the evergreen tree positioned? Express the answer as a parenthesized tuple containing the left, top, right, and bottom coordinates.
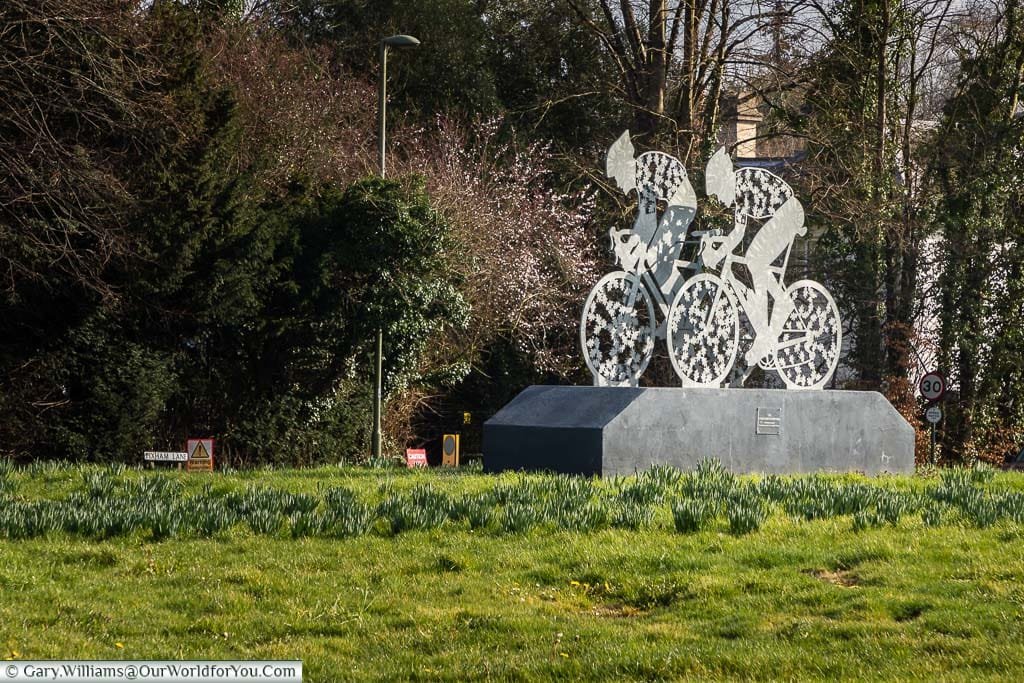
(933, 5, 1024, 462)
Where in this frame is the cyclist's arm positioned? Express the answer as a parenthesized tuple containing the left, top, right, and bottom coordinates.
(610, 226, 644, 272)
(709, 213, 746, 256)
(700, 214, 746, 269)
(720, 212, 747, 251)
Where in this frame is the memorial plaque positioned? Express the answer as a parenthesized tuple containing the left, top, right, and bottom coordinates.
(756, 407, 781, 435)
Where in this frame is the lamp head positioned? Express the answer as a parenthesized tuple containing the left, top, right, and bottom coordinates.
(382, 34, 421, 48)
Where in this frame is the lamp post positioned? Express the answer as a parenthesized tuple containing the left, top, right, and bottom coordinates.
(378, 34, 420, 176)
(373, 33, 420, 461)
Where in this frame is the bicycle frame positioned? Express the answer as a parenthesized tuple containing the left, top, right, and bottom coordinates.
(612, 229, 675, 331)
(695, 230, 800, 352)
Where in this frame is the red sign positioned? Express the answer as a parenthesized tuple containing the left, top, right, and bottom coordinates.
(405, 448, 427, 468)
(919, 371, 946, 402)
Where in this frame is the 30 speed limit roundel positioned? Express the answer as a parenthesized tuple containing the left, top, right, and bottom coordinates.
(919, 371, 946, 401)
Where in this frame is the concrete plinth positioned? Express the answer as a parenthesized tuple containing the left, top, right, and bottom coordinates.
(483, 385, 914, 477)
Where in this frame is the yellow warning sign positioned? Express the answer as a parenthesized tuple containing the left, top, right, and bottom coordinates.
(186, 438, 214, 472)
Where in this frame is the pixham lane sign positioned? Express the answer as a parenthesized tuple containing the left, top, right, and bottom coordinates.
(143, 451, 188, 462)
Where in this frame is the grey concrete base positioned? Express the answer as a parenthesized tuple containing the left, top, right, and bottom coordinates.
(483, 386, 914, 477)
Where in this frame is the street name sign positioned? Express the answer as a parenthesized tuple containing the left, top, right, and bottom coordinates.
(144, 451, 188, 462)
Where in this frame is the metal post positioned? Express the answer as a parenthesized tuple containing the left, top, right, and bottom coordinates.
(373, 327, 383, 460)
(377, 43, 388, 178)
(371, 35, 418, 461)
(930, 421, 936, 464)
(372, 43, 388, 461)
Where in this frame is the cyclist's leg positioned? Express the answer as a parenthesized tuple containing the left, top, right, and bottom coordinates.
(768, 272, 794, 333)
(744, 269, 774, 365)
(648, 205, 695, 296)
(743, 215, 796, 364)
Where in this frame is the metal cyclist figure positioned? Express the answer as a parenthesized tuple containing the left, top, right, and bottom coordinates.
(667, 147, 841, 389)
(580, 131, 698, 386)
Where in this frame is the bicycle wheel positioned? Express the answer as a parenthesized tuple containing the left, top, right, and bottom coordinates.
(667, 274, 740, 386)
(580, 271, 656, 386)
(773, 279, 842, 390)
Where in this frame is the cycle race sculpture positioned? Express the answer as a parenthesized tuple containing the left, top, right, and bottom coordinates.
(581, 131, 842, 390)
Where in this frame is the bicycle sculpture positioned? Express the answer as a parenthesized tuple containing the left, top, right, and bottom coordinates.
(580, 133, 841, 390)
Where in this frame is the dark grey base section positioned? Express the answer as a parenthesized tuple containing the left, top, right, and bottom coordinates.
(483, 386, 914, 477)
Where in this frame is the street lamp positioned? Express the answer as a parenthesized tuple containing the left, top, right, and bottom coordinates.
(378, 34, 420, 177)
(373, 33, 420, 461)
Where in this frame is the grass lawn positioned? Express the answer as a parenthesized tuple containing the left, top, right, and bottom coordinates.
(2, 464, 1024, 681)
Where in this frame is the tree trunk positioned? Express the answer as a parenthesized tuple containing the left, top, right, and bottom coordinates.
(643, 0, 667, 127)
(676, 0, 697, 137)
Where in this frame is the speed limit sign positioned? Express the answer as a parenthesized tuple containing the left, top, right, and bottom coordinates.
(919, 371, 946, 402)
